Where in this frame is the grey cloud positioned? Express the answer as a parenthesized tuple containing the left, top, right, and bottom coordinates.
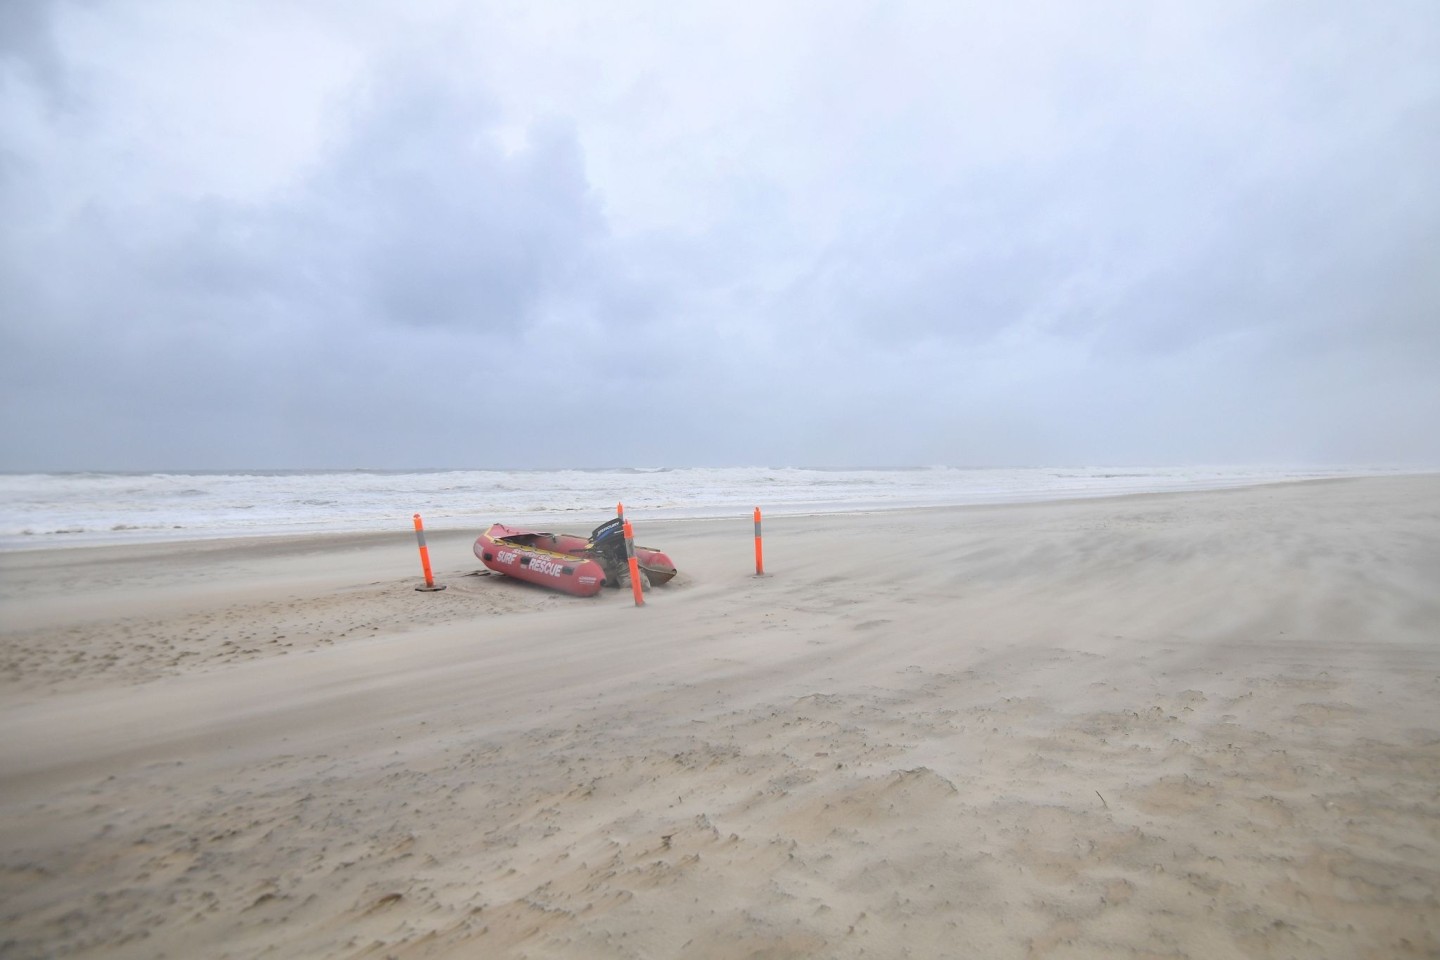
(1, 57, 633, 468)
(311, 81, 604, 332)
(0, 0, 66, 97)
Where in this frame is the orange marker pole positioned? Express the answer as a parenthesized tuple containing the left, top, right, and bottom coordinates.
(754, 507, 765, 576)
(617, 501, 624, 519)
(413, 513, 446, 591)
(623, 520, 644, 607)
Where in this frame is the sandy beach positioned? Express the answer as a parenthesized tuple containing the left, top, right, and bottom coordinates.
(2, 475, 1438, 959)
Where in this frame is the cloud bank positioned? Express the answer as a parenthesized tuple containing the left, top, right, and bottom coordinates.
(2, 0, 1437, 469)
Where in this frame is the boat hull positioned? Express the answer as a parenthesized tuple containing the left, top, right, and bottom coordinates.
(473, 523, 677, 597)
(474, 524, 608, 596)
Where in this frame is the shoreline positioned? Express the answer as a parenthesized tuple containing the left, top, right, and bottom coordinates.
(4, 466, 1423, 554)
(2, 475, 1438, 958)
(1, 471, 1420, 558)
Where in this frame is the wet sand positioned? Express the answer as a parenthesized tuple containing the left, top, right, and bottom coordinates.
(2, 476, 1438, 958)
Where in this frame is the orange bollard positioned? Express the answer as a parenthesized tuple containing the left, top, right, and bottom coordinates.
(754, 507, 765, 576)
(413, 513, 447, 592)
(623, 520, 644, 607)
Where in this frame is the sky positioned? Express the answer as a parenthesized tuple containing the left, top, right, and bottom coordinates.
(1, 0, 1437, 471)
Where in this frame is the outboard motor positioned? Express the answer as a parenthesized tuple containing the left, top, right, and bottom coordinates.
(587, 517, 630, 585)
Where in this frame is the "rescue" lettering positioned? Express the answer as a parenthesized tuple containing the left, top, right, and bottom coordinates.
(528, 557, 564, 577)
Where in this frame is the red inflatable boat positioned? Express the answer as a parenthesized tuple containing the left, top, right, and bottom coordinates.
(474, 518, 677, 597)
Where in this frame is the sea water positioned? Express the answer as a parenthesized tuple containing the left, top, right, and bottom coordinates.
(0, 465, 1398, 550)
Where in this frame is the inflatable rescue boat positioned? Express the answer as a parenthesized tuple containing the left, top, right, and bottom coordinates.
(474, 517, 677, 597)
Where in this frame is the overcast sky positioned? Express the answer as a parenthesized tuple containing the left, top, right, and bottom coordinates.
(1, 1, 1437, 470)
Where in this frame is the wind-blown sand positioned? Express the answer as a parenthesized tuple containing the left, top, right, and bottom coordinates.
(2, 476, 1438, 959)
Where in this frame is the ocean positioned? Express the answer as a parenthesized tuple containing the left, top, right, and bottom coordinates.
(0, 465, 1399, 550)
